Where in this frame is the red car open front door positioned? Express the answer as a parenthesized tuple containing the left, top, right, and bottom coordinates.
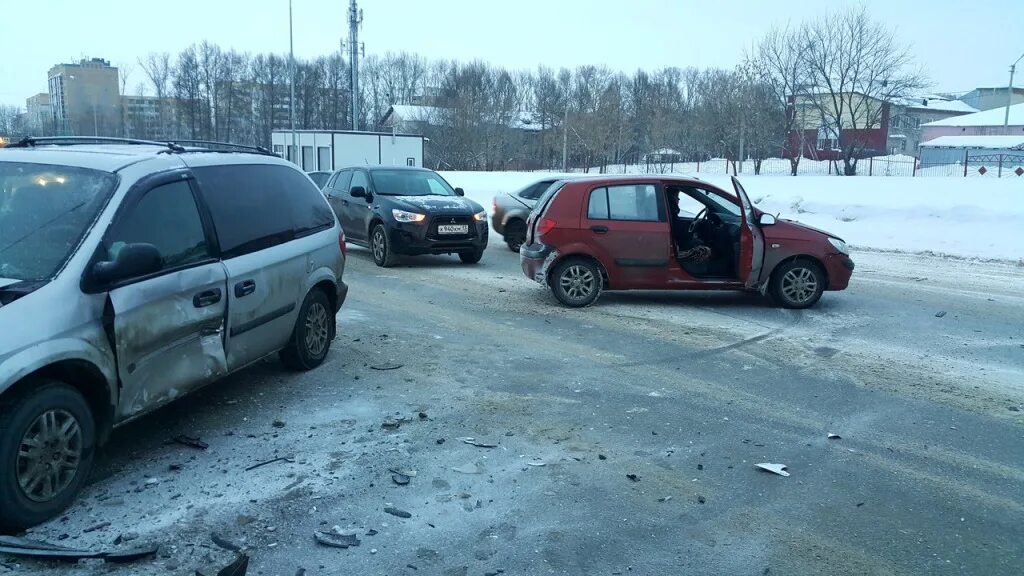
(731, 176, 764, 288)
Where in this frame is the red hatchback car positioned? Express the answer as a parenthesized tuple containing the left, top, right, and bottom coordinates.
(520, 175, 853, 308)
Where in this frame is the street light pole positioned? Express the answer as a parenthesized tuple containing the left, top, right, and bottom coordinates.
(289, 0, 297, 165)
(1005, 51, 1024, 129)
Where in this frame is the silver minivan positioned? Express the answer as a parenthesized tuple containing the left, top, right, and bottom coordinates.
(0, 139, 348, 529)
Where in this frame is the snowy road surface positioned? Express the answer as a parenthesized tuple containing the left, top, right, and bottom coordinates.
(4, 244, 1023, 575)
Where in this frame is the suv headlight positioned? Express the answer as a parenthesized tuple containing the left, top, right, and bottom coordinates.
(473, 211, 487, 222)
(392, 209, 426, 223)
(828, 237, 849, 255)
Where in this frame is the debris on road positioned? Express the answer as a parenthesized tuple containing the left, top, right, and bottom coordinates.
(598, 454, 607, 460)
(382, 416, 411, 429)
(244, 455, 295, 472)
(392, 473, 411, 485)
(418, 412, 429, 419)
(626, 474, 640, 482)
(462, 438, 498, 448)
(172, 435, 209, 450)
(83, 521, 111, 533)
(755, 463, 790, 477)
(452, 463, 482, 474)
(366, 529, 379, 536)
(272, 419, 286, 428)
(828, 433, 842, 440)
(697, 495, 707, 504)
(0, 536, 156, 564)
(935, 311, 947, 318)
(657, 496, 672, 503)
(389, 468, 417, 477)
(202, 554, 249, 576)
(384, 507, 413, 519)
(527, 460, 546, 467)
(211, 533, 242, 552)
(314, 529, 360, 549)
(370, 364, 404, 371)
(1009, 406, 1020, 412)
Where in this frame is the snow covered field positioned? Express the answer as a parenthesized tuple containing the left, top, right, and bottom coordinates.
(441, 171, 1024, 261)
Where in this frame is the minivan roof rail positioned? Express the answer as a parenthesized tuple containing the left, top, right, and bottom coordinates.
(168, 140, 275, 156)
(8, 136, 275, 156)
(10, 136, 187, 152)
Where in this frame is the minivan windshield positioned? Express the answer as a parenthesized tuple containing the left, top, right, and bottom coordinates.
(0, 162, 116, 281)
(370, 169, 457, 197)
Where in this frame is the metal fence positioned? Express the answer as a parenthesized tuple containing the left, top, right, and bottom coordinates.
(584, 152, 1024, 178)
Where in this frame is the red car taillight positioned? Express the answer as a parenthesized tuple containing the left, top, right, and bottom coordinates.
(536, 218, 557, 237)
(338, 228, 347, 256)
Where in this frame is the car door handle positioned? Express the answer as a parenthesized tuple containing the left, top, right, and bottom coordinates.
(193, 288, 222, 308)
(590, 225, 609, 234)
(234, 280, 256, 298)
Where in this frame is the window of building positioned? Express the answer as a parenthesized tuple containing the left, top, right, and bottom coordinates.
(406, 157, 416, 166)
(273, 145, 284, 158)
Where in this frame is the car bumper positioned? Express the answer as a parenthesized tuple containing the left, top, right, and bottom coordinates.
(823, 253, 854, 290)
(389, 220, 488, 256)
(520, 242, 555, 284)
(335, 280, 349, 312)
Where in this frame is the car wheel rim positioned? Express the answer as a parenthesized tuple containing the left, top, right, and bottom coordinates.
(372, 229, 386, 262)
(304, 302, 330, 357)
(17, 409, 83, 503)
(560, 265, 596, 301)
(781, 267, 818, 304)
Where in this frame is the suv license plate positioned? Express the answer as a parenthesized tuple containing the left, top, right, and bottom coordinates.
(438, 224, 469, 234)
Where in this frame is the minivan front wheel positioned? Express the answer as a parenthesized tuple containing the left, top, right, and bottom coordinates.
(551, 258, 602, 307)
(0, 381, 96, 531)
(281, 289, 335, 370)
(371, 224, 397, 268)
(769, 260, 825, 309)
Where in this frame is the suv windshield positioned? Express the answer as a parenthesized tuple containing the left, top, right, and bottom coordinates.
(0, 162, 116, 281)
(370, 170, 456, 197)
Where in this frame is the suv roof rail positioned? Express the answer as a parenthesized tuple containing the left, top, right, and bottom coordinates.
(9, 136, 187, 152)
(168, 140, 275, 156)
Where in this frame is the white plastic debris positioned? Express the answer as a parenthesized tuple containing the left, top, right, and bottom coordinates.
(755, 463, 790, 477)
(827, 433, 841, 440)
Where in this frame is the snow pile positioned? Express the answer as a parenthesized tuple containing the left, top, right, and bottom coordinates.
(442, 171, 1024, 261)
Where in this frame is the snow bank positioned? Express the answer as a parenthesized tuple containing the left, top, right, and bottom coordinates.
(441, 171, 1024, 261)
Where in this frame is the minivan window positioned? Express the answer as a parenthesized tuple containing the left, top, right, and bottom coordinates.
(105, 181, 211, 271)
(0, 162, 116, 281)
(193, 164, 334, 258)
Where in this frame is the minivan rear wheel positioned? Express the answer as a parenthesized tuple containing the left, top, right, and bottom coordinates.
(0, 381, 96, 531)
(281, 289, 335, 370)
(550, 258, 602, 307)
(769, 260, 825, 309)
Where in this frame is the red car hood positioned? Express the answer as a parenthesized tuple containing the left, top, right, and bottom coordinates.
(766, 218, 843, 242)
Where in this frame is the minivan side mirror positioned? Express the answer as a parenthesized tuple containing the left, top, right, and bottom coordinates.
(92, 243, 162, 285)
(454, 187, 465, 197)
(758, 213, 777, 226)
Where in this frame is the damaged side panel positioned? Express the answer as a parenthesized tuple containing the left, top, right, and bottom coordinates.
(109, 262, 228, 419)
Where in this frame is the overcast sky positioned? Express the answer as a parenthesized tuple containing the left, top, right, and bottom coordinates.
(2, 0, 1022, 107)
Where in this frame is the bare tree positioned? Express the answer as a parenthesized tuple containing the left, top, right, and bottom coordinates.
(0, 105, 22, 138)
(753, 25, 811, 175)
(798, 6, 927, 174)
(139, 52, 172, 138)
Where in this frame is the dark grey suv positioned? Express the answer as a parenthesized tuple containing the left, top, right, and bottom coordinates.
(0, 138, 348, 530)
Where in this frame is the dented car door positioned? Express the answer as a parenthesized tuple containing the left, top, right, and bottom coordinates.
(98, 177, 228, 419)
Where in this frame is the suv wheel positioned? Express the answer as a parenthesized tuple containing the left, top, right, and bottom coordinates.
(459, 249, 484, 264)
(551, 258, 602, 307)
(504, 220, 526, 252)
(769, 260, 825, 309)
(371, 224, 397, 268)
(0, 381, 96, 531)
(281, 289, 335, 370)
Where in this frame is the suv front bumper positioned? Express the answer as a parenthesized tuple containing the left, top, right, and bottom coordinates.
(389, 219, 488, 256)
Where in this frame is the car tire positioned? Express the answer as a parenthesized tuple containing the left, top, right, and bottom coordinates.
(0, 381, 96, 531)
(280, 289, 335, 371)
(459, 249, 484, 264)
(504, 220, 527, 252)
(370, 224, 398, 268)
(550, 258, 602, 308)
(769, 260, 825, 309)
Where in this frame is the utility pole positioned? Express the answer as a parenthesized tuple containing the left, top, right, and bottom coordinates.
(349, 0, 363, 131)
(289, 0, 297, 164)
(1005, 51, 1024, 129)
(561, 98, 569, 172)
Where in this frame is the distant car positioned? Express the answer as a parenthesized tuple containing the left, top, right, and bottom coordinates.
(492, 179, 557, 252)
(307, 171, 331, 189)
(520, 175, 853, 308)
(0, 138, 348, 530)
(323, 166, 488, 267)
